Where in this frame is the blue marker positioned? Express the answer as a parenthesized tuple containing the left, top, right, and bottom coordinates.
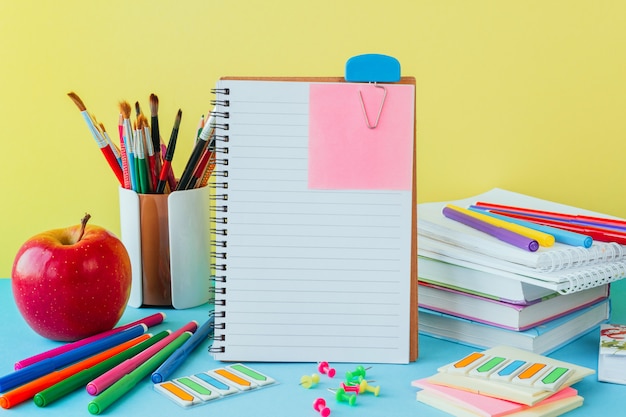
(469, 207, 593, 248)
(0, 324, 147, 392)
(151, 315, 214, 383)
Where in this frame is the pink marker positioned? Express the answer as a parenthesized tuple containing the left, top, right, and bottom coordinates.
(86, 321, 198, 396)
(14, 313, 167, 370)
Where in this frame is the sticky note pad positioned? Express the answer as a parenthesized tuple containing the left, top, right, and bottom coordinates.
(175, 377, 221, 402)
(227, 363, 276, 386)
(192, 372, 239, 396)
(490, 360, 529, 382)
(446, 352, 487, 374)
(208, 368, 258, 391)
(512, 363, 548, 386)
(533, 366, 573, 391)
(155, 382, 198, 407)
(468, 356, 508, 378)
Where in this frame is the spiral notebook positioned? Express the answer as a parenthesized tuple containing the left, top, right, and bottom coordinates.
(418, 188, 626, 294)
(208, 74, 417, 363)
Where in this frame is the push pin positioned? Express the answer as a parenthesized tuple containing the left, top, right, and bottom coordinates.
(318, 361, 336, 378)
(300, 373, 320, 389)
(328, 387, 357, 406)
(340, 382, 360, 394)
(313, 398, 331, 417)
(358, 379, 380, 396)
(346, 366, 372, 382)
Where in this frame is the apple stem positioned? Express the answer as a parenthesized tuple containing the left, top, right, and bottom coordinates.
(77, 213, 91, 242)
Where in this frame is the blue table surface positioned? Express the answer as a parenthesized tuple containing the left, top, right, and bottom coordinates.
(1, 278, 625, 417)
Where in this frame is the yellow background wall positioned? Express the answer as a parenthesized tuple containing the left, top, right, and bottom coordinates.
(2, 1, 626, 277)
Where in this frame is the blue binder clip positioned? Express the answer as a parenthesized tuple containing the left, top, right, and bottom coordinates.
(345, 54, 401, 83)
(345, 54, 401, 129)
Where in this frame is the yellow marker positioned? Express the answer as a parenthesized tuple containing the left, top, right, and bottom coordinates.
(446, 204, 555, 247)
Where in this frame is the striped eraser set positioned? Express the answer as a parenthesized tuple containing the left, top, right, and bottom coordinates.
(154, 363, 276, 408)
(441, 352, 573, 392)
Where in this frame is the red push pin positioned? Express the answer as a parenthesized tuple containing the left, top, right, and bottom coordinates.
(340, 382, 361, 394)
(313, 398, 331, 417)
(318, 361, 336, 378)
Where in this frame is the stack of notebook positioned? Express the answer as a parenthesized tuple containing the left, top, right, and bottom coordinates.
(417, 188, 625, 354)
(412, 345, 594, 416)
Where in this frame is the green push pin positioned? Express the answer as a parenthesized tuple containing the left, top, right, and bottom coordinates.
(330, 387, 357, 406)
(345, 366, 371, 382)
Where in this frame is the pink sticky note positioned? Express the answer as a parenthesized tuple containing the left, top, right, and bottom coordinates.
(308, 83, 415, 190)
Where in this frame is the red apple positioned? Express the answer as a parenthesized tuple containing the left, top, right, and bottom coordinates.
(11, 214, 132, 341)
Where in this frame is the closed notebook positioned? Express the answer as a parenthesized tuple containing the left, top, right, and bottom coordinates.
(208, 76, 417, 363)
(418, 188, 626, 293)
(418, 256, 556, 305)
(418, 281, 608, 331)
(419, 299, 610, 354)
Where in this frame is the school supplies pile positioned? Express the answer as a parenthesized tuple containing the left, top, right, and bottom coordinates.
(418, 188, 621, 353)
(412, 345, 594, 416)
(597, 323, 626, 384)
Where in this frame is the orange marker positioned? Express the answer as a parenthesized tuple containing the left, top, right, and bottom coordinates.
(0, 334, 149, 409)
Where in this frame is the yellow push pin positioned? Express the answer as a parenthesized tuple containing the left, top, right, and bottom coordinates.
(300, 373, 320, 389)
(358, 379, 380, 396)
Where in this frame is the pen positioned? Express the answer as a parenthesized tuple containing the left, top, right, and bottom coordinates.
(151, 315, 214, 383)
(156, 109, 182, 194)
(0, 324, 147, 392)
(448, 204, 555, 247)
(442, 205, 539, 252)
(0, 335, 149, 409)
(86, 321, 198, 396)
(469, 207, 593, 248)
(475, 201, 626, 231)
(87, 332, 192, 415)
(489, 210, 626, 245)
(15, 312, 166, 370)
(34, 331, 170, 408)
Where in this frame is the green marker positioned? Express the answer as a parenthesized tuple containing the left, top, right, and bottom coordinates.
(34, 331, 170, 407)
(88, 332, 192, 415)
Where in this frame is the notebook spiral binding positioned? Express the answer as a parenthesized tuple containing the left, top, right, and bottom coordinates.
(560, 260, 626, 294)
(208, 87, 230, 354)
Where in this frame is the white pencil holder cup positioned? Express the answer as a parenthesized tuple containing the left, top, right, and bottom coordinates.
(118, 185, 211, 309)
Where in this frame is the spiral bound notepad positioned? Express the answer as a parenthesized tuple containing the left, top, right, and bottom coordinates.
(208, 76, 417, 363)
